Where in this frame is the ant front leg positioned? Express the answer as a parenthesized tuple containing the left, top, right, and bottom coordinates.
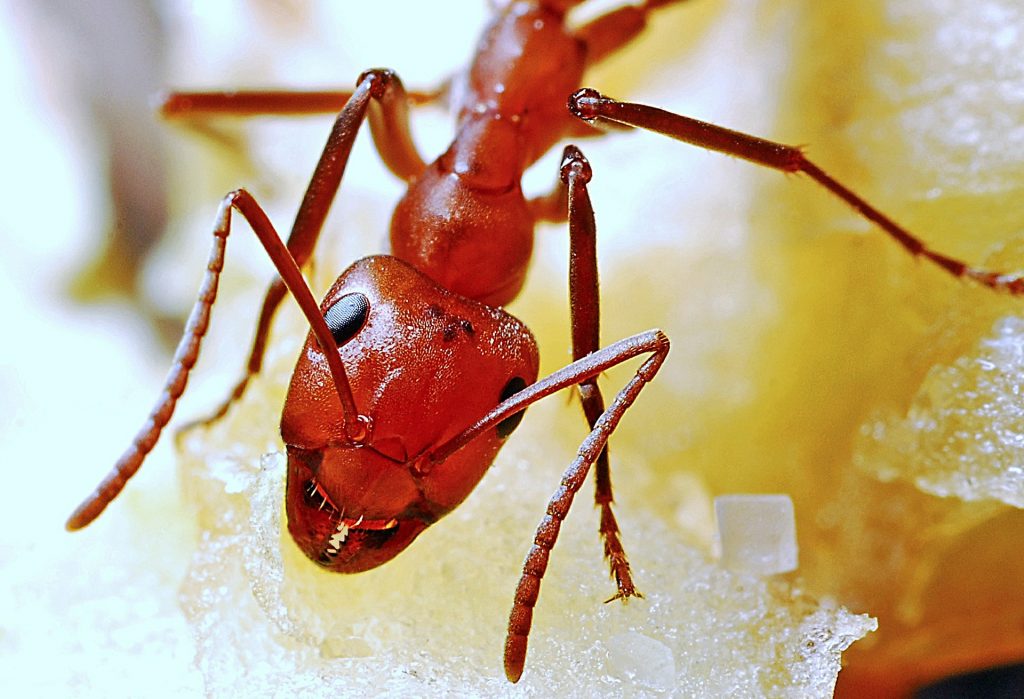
(569, 88, 1024, 295)
(182, 69, 429, 430)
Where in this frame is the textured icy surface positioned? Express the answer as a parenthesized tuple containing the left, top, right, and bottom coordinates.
(857, 316, 1024, 508)
(178, 408, 874, 697)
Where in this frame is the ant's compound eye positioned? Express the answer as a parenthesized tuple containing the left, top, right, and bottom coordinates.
(496, 376, 528, 438)
(324, 293, 370, 347)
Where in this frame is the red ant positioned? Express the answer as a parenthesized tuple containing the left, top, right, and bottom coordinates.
(66, 0, 1024, 683)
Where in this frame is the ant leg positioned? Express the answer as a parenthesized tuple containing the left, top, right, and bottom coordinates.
(362, 70, 429, 181)
(160, 86, 443, 119)
(559, 145, 640, 602)
(515, 333, 672, 682)
(526, 177, 568, 224)
(422, 329, 670, 683)
(570, 89, 1024, 295)
(161, 90, 361, 118)
(576, 0, 695, 67)
(504, 334, 668, 682)
(161, 81, 434, 181)
(67, 189, 364, 531)
(181, 69, 425, 431)
(552, 0, 694, 139)
(531, 146, 639, 597)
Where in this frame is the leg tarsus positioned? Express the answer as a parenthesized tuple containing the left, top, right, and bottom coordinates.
(578, 382, 640, 601)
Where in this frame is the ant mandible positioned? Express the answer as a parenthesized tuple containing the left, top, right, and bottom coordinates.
(65, 0, 1024, 683)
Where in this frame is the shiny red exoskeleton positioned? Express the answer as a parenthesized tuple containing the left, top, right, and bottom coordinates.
(67, 0, 1024, 683)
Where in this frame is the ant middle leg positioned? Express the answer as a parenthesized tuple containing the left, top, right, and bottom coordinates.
(160, 86, 443, 120)
(529, 144, 642, 600)
(180, 69, 429, 430)
(575, 0, 698, 66)
(560, 144, 642, 600)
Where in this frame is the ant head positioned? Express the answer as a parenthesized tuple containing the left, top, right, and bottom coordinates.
(280, 255, 539, 572)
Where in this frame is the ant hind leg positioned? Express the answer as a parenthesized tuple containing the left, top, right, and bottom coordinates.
(569, 89, 1024, 295)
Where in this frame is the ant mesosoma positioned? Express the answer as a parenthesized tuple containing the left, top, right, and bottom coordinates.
(66, 0, 1023, 683)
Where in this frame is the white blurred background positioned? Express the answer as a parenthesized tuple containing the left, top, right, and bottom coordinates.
(1, 0, 766, 693)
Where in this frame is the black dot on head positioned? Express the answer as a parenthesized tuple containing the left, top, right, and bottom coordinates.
(324, 292, 370, 347)
(496, 376, 529, 438)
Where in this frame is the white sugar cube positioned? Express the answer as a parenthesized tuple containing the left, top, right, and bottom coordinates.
(715, 494, 798, 574)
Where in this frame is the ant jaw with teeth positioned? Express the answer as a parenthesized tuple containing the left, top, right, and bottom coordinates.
(285, 446, 431, 574)
(317, 515, 401, 566)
